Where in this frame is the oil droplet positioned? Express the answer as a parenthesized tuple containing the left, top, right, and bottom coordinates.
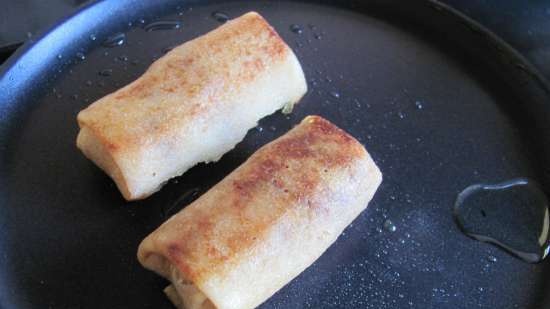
(57, 54, 63, 59)
(76, 52, 86, 60)
(314, 33, 323, 40)
(212, 11, 229, 23)
(487, 255, 497, 263)
(415, 101, 423, 109)
(102, 32, 126, 47)
(397, 111, 405, 119)
(163, 187, 201, 219)
(330, 91, 340, 99)
(89, 34, 97, 41)
(383, 219, 397, 232)
(98, 69, 113, 76)
(310, 79, 318, 87)
(255, 126, 263, 133)
(290, 24, 303, 34)
(143, 20, 182, 32)
(116, 55, 129, 62)
(453, 178, 550, 263)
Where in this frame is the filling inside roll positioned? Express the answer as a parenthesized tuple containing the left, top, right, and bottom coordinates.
(144, 253, 215, 309)
(165, 269, 216, 309)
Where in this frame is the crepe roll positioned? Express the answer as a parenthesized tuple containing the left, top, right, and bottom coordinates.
(76, 12, 307, 200)
(137, 116, 382, 309)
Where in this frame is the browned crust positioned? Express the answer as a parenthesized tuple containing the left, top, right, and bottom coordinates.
(139, 116, 368, 282)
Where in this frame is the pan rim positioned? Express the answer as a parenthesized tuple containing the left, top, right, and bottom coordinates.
(0, 1, 549, 308)
(0, 0, 549, 95)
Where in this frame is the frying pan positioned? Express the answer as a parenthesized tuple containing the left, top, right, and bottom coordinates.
(1, 0, 550, 308)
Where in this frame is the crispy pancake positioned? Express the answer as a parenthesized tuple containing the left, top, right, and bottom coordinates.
(138, 116, 383, 309)
(77, 12, 307, 200)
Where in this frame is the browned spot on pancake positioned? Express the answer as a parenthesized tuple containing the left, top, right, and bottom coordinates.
(160, 59, 192, 93)
(167, 242, 203, 280)
(167, 244, 184, 267)
(105, 141, 119, 152)
(206, 247, 218, 257)
(272, 136, 314, 160)
(232, 159, 283, 197)
(183, 57, 194, 66)
(244, 58, 264, 71)
(167, 56, 195, 69)
(165, 58, 196, 81)
(238, 56, 266, 82)
(233, 180, 254, 199)
(207, 247, 229, 262)
(114, 75, 158, 100)
(272, 178, 284, 189)
(228, 117, 362, 216)
(238, 13, 287, 61)
(196, 216, 214, 239)
(231, 158, 284, 210)
(226, 234, 248, 256)
(267, 41, 287, 59)
(167, 243, 181, 258)
(308, 117, 354, 142)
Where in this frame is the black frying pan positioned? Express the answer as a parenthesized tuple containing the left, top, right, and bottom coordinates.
(1, 1, 550, 308)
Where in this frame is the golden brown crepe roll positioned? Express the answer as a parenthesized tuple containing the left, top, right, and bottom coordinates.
(137, 116, 382, 309)
(76, 12, 307, 200)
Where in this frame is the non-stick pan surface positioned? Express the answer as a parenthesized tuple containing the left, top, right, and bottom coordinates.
(1, 1, 550, 308)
